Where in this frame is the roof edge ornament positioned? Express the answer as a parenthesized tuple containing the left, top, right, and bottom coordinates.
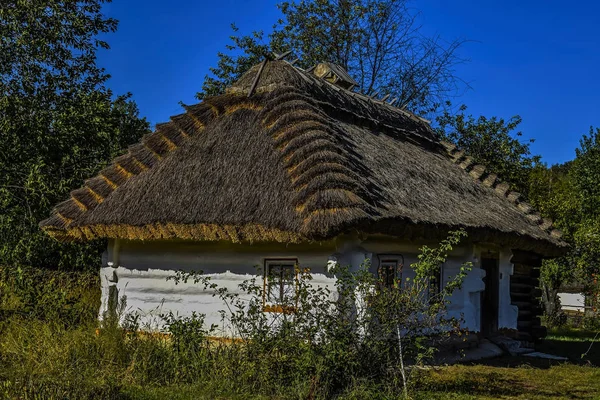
(439, 139, 565, 244)
(310, 62, 358, 91)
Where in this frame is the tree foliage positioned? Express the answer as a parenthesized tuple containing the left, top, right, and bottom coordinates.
(527, 129, 600, 320)
(570, 128, 600, 290)
(0, 0, 149, 270)
(436, 105, 540, 196)
(198, 0, 467, 114)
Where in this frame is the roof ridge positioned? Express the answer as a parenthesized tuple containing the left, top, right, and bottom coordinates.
(287, 61, 431, 124)
(228, 60, 435, 141)
(266, 61, 440, 149)
(439, 140, 564, 240)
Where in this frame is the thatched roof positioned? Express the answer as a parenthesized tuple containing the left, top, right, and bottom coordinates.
(40, 60, 567, 256)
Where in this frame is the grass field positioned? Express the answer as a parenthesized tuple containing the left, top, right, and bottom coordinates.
(412, 327, 600, 400)
(123, 329, 600, 400)
(2, 322, 596, 399)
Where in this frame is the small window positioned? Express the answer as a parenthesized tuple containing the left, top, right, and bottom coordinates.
(263, 258, 298, 313)
(428, 263, 443, 300)
(377, 255, 404, 289)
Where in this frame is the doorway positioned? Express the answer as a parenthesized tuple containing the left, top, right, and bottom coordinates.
(480, 257, 499, 336)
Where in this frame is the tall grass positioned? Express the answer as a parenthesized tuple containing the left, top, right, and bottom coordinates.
(0, 315, 327, 399)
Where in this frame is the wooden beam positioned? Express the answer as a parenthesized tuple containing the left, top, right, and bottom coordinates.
(248, 58, 268, 98)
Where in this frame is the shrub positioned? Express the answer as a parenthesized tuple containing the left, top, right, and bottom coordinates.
(0, 266, 100, 327)
(166, 230, 471, 397)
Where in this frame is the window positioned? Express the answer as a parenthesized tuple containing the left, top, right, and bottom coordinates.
(377, 255, 404, 289)
(428, 263, 443, 301)
(263, 258, 298, 313)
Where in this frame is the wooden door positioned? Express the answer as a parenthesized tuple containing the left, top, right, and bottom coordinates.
(481, 257, 499, 336)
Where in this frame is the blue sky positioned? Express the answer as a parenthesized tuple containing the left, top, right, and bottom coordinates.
(98, 0, 600, 165)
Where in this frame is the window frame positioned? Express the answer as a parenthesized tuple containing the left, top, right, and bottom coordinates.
(262, 258, 299, 313)
(428, 262, 444, 301)
(376, 254, 404, 289)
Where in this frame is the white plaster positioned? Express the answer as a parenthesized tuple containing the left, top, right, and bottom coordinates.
(498, 249, 518, 330)
(101, 264, 338, 334)
(444, 259, 485, 331)
(100, 240, 338, 334)
(337, 244, 372, 334)
(97, 239, 520, 336)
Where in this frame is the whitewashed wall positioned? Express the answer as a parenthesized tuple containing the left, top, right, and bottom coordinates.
(360, 239, 517, 332)
(497, 250, 518, 329)
(100, 237, 519, 335)
(100, 240, 337, 334)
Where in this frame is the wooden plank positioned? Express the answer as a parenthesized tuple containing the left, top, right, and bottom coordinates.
(248, 59, 268, 98)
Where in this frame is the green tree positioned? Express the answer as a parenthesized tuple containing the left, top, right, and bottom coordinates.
(570, 128, 600, 295)
(435, 107, 590, 322)
(528, 163, 577, 319)
(198, 0, 467, 114)
(436, 105, 541, 196)
(528, 129, 600, 322)
(0, 0, 149, 270)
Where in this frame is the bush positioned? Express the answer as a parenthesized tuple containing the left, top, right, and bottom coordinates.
(0, 266, 100, 327)
(582, 315, 600, 331)
(165, 230, 471, 397)
(546, 311, 569, 328)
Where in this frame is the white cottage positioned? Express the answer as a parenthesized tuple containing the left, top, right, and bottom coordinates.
(41, 60, 567, 343)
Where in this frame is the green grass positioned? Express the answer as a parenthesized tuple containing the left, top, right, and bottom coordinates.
(413, 363, 600, 400)
(0, 320, 598, 399)
(547, 326, 600, 342)
(541, 326, 600, 366)
(411, 326, 600, 399)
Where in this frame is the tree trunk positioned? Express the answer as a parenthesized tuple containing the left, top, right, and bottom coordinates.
(542, 282, 561, 322)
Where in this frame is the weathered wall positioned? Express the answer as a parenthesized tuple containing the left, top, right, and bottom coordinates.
(100, 239, 337, 334)
(100, 237, 518, 335)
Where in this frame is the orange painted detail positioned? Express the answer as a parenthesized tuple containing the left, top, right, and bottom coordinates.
(131, 157, 149, 171)
(56, 212, 73, 226)
(46, 222, 304, 243)
(160, 134, 178, 151)
(143, 143, 163, 160)
(86, 187, 104, 204)
(114, 163, 134, 179)
(71, 196, 88, 211)
(175, 126, 190, 138)
(188, 115, 205, 130)
(100, 175, 118, 190)
(263, 304, 297, 314)
(225, 102, 263, 114)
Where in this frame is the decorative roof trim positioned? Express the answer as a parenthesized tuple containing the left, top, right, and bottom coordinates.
(41, 223, 304, 243)
(259, 88, 373, 235)
(440, 140, 564, 241)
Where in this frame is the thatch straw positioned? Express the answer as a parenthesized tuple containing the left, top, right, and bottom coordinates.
(40, 60, 567, 256)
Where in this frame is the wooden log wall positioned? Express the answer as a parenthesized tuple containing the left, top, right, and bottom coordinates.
(510, 250, 547, 343)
